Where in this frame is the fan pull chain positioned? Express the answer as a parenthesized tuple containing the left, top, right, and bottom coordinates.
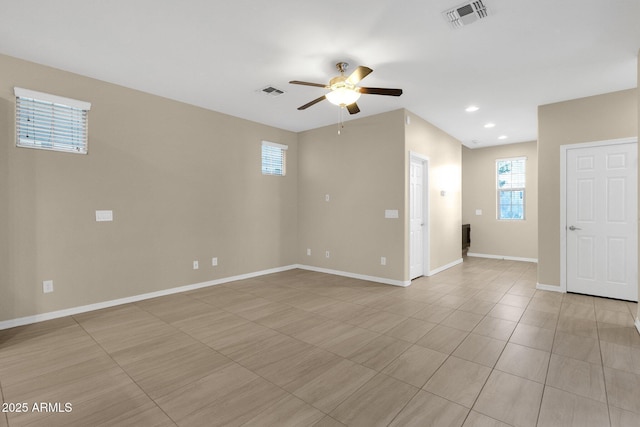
(338, 107, 344, 135)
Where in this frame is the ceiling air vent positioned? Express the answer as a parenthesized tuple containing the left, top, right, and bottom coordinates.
(259, 86, 285, 97)
(443, 0, 489, 29)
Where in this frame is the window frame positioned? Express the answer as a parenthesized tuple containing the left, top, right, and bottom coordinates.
(496, 156, 526, 221)
(261, 140, 287, 176)
(14, 87, 91, 154)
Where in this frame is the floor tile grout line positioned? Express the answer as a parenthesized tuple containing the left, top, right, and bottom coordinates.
(461, 268, 541, 426)
(596, 306, 614, 427)
(381, 384, 423, 427)
(0, 377, 8, 427)
(130, 296, 341, 417)
(149, 288, 400, 423)
(71, 312, 182, 426)
(396, 267, 527, 426)
(534, 291, 562, 427)
(4, 260, 603, 426)
(136, 268, 521, 425)
(328, 372, 420, 425)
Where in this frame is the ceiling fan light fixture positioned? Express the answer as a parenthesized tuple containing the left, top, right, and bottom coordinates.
(325, 86, 361, 107)
(290, 62, 401, 113)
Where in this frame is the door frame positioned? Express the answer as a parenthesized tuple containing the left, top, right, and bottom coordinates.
(409, 152, 430, 279)
(559, 137, 638, 294)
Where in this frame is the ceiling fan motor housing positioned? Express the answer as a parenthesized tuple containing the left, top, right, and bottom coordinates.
(336, 62, 349, 74)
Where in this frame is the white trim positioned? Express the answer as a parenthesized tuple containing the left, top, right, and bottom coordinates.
(635, 317, 640, 336)
(536, 283, 565, 293)
(559, 143, 568, 293)
(496, 157, 527, 221)
(296, 264, 411, 287)
(467, 252, 538, 263)
(261, 140, 288, 150)
(496, 155, 527, 162)
(0, 265, 298, 331)
(427, 258, 463, 276)
(408, 151, 430, 162)
(560, 137, 638, 295)
(14, 87, 91, 110)
(0, 264, 415, 330)
(409, 151, 430, 279)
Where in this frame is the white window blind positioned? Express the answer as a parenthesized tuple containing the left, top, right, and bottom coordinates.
(15, 87, 91, 154)
(261, 140, 287, 176)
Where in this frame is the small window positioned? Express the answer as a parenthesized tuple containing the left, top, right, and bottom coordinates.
(261, 140, 287, 176)
(497, 157, 526, 220)
(15, 87, 91, 154)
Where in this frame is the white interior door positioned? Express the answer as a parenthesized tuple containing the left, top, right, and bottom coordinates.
(566, 142, 637, 301)
(410, 157, 426, 279)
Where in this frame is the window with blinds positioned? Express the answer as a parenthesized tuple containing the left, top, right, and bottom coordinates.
(496, 157, 526, 220)
(15, 87, 91, 154)
(261, 140, 287, 176)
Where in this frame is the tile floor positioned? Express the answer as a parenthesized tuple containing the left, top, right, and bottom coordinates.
(0, 257, 639, 426)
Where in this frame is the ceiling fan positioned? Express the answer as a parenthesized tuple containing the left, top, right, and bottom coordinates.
(290, 62, 403, 115)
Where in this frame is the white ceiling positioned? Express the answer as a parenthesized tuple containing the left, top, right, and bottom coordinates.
(1, 0, 638, 148)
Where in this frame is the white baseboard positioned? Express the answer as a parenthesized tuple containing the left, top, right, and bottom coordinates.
(536, 282, 565, 293)
(467, 253, 538, 263)
(0, 265, 298, 331)
(635, 317, 640, 336)
(295, 264, 411, 287)
(0, 264, 414, 330)
(427, 258, 463, 276)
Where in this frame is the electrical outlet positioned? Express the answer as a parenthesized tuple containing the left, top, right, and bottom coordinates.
(212, 257, 218, 266)
(325, 251, 330, 258)
(306, 248, 311, 256)
(43, 280, 54, 293)
(193, 260, 199, 270)
(381, 257, 387, 266)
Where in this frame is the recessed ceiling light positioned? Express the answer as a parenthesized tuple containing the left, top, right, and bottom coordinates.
(465, 105, 479, 112)
(498, 135, 508, 140)
(484, 122, 495, 128)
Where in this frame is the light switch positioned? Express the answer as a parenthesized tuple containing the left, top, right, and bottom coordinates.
(96, 210, 113, 222)
(385, 209, 399, 219)
(475, 209, 482, 216)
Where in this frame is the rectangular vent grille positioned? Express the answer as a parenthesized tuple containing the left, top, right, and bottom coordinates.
(260, 86, 285, 97)
(443, 0, 488, 29)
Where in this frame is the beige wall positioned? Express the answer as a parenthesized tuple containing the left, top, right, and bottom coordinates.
(537, 88, 638, 288)
(405, 111, 462, 276)
(0, 54, 467, 323)
(637, 51, 640, 325)
(462, 141, 538, 260)
(297, 109, 463, 284)
(297, 110, 406, 282)
(0, 54, 299, 322)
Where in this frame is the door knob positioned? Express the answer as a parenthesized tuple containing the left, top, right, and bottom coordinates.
(568, 225, 582, 231)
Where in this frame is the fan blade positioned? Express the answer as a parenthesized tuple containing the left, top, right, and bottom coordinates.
(298, 95, 326, 110)
(359, 87, 403, 96)
(289, 80, 329, 88)
(346, 66, 373, 85)
(346, 102, 360, 115)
